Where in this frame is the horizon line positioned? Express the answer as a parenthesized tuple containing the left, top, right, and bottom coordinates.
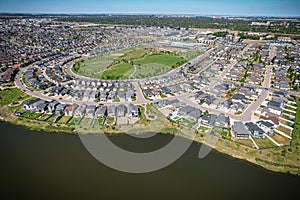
(0, 11, 300, 18)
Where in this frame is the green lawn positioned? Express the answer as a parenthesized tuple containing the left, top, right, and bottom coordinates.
(81, 118, 92, 126)
(58, 116, 72, 124)
(113, 97, 121, 102)
(253, 137, 277, 148)
(106, 117, 115, 125)
(38, 114, 52, 121)
(134, 54, 186, 67)
(20, 110, 31, 118)
(199, 126, 210, 132)
(101, 63, 134, 80)
(75, 47, 146, 79)
(28, 112, 42, 120)
(130, 54, 186, 79)
(180, 118, 195, 128)
(292, 97, 300, 147)
(116, 48, 149, 62)
(213, 126, 231, 137)
(46, 114, 57, 123)
(75, 46, 187, 80)
(0, 88, 25, 106)
(68, 117, 81, 125)
(76, 50, 129, 79)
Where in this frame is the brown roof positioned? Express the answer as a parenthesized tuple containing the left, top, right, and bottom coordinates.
(260, 116, 279, 125)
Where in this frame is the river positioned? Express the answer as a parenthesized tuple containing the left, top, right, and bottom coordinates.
(0, 121, 299, 199)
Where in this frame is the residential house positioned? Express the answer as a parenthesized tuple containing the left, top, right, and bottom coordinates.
(47, 101, 59, 114)
(125, 91, 134, 102)
(95, 106, 107, 119)
(128, 104, 139, 118)
(23, 99, 40, 110)
(64, 104, 78, 117)
(116, 104, 127, 118)
(144, 90, 154, 99)
(215, 114, 230, 128)
(73, 105, 86, 118)
(256, 120, 275, 136)
(267, 100, 283, 115)
(36, 101, 49, 113)
(186, 109, 202, 122)
(86, 105, 96, 118)
(232, 93, 247, 104)
(232, 122, 250, 138)
(178, 106, 194, 116)
(55, 104, 66, 115)
(107, 105, 116, 118)
(117, 91, 126, 102)
(245, 122, 265, 139)
(201, 114, 217, 127)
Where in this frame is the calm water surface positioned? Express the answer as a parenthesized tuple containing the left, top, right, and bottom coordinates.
(0, 121, 300, 200)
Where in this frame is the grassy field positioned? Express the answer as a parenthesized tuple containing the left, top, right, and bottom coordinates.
(134, 54, 185, 67)
(75, 48, 134, 79)
(0, 88, 26, 106)
(129, 54, 186, 79)
(116, 48, 149, 62)
(178, 50, 205, 60)
(101, 53, 186, 80)
(74, 46, 187, 80)
(101, 63, 134, 80)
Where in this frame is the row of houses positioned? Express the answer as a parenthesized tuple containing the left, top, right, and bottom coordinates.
(143, 82, 194, 99)
(257, 91, 288, 119)
(22, 98, 140, 122)
(154, 99, 231, 128)
(45, 65, 71, 84)
(246, 63, 265, 85)
(226, 61, 248, 81)
(25, 67, 51, 89)
(232, 120, 275, 139)
(140, 72, 186, 90)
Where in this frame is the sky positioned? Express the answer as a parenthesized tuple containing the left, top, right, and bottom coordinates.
(0, 0, 299, 17)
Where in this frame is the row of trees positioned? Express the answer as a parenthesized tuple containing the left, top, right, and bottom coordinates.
(59, 15, 300, 35)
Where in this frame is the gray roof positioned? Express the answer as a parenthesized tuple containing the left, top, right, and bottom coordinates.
(179, 106, 194, 115)
(95, 106, 107, 117)
(232, 93, 246, 101)
(257, 120, 274, 128)
(201, 114, 217, 126)
(232, 122, 250, 135)
(116, 104, 127, 117)
(187, 109, 202, 119)
(268, 100, 282, 108)
(246, 122, 264, 133)
(215, 114, 230, 126)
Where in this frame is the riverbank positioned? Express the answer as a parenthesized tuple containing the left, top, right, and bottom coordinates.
(0, 88, 300, 176)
